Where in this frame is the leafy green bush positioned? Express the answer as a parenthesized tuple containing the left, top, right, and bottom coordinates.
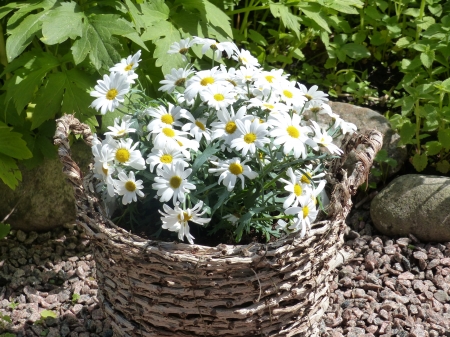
(0, 0, 232, 189)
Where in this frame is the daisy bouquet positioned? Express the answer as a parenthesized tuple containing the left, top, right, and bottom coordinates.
(89, 37, 357, 245)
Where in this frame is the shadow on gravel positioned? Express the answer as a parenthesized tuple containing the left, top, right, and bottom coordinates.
(0, 223, 112, 337)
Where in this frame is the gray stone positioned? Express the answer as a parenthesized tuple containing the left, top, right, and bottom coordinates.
(371, 174, 450, 242)
(328, 102, 407, 180)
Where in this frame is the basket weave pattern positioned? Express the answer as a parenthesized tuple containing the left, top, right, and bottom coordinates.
(54, 114, 382, 337)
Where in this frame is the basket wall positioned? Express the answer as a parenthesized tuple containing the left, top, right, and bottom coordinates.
(54, 114, 382, 337)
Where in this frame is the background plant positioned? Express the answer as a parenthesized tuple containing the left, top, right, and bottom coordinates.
(0, 0, 232, 190)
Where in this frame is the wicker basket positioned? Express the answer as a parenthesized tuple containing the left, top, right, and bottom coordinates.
(54, 114, 382, 337)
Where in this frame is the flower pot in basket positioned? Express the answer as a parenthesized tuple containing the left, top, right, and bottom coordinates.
(54, 114, 382, 337)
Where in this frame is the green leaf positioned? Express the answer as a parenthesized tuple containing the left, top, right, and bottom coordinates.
(438, 129, 450, 150)
(40, 310, 57, 319)
(269, 3, 300, 38)
(140, 1, 169, 25)
(0, 223, 11, 240)
(341, 43, 371, 59)
(31, 72, 66, 129)
(374, 149, 388, 162)
(40, 2, 83, 45)
(420, 50, 435, 68)
(203, 0, 233, 37)
(0, 2, 20, 20)
(210, 189, 230, 216)
(412, 153, 428, 172)
(365, 6, 382, 20)
(325, 0, 359, 14)
(248, 29, 268, 46)
(417, 16, 435, 30)
(399, 121, 416, 144)
(124, 0, 146, 31)
(191, 142, 220, 176)
(61, 68, 96, 121)
(6, 11, 49, 62)
(71, 14, 136, 69)
(0, 126, 32, 159)
(152, 22, 184, 74)
(425, 141, 442, 155)
(436, 160, 450, 174)
(0, 153, 22, 190)
(298, 3, 331, 33)
(396, 36, 412, 48)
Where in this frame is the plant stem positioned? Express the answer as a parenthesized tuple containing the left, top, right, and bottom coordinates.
(226, 5, 269, 16)
(0, 23, 10, 79)
(414, 100, 421, 154)
(239, 0, 256, 37)
(416, 0, 426, 42)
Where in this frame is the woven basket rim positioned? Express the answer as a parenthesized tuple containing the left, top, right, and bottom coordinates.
(55, 114, 383, 254)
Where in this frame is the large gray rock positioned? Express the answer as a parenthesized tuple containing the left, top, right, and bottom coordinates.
(0, 141, 92, 232)
(328, 102, 407, 180)
(371, 174, 450, 242)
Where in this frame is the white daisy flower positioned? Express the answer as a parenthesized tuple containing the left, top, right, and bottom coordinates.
(276, 80, 307, 108)
(310, 121, 343, 155)
(279, 167, 311, 209)
(285, 197, 319, 238)
(146, 143, 189, 172)
(159, 201, 211, 244)
(232, 48, 260, 68)
(180, 110, 211, 143)
(332, 116, 357, 135)
(193, 37, 238, 60)
(210, 106, 251, 145)
(184, 67, 227, 101)
(294, 164, 325, 186)
(248, 98, 289, 115)
(200, 83, 235, 110)
(269, 112, 318, 159)
(159, 67, 194, 93)
(306, 100, 333, 117)
(146, 103, 184, 132)
(109, 50, 141, 83)
(234, 66, 257, 86)
(104, 115, 136, 138)
(208, 157, 258, 191)
(168, 38, 194, 61)
(92, 143, 115, 197)
(298, 83, 328, 102)
(90, 72, 130, 114)
(254, 69, 287, 89)
(231, 119, 270, 156)
(152, 161, 196, 204)
(114, 171, 145, 205)
(151, 125, 191, 151)
(108, 138, 146, 170)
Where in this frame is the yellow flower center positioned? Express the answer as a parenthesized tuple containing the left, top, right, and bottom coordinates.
(117, 129, 126, 136)
(179, 47, 189, 55)
(302, 206, 309, 219)
(102, 166, 108, 175)
(115, 148, 130, 163)
(169, 176, 182, 188)
(229, 163, 243, 175)
(175, 78, 186, 86)
(310, 107, 320, 113)
(286, 126, 300, 138)
(225, 121, 237, 134)
(161, 114, 174, 124)
(200, 77, 215, 86)
(195, 120, 206, 130)
(305, 94, 313, 101)
(244, 133, 257, 144)
(162, 128, 175, 137)
(263, 103, 274, 110)
(265, 75, 275, 83)
(177, 211, 192, 222)
(125, 181, 136, 192)
(106, 89, 118, 100)
(214, 93, 225, 101)
(210, 43, 218, 50)
(124, 63, 133, 71)
(239, 57, 248, 63)
(294, 184, 302, 196)
(283, 90, 293, 99)
(160, 154, 173, 164)
(301, 173, 312, 184)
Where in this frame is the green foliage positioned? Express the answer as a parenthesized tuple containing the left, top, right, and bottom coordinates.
(71, 293, 80, 304)
(371, 149, 398, 185)
(0, 0, 232, 189)
(0, 223, 10, 240)
(8, 301, 18, 310)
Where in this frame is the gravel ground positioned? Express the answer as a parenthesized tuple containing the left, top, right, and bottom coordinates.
(1, 207, 450, 337)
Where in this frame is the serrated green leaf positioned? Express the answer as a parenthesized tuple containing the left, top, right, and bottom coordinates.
(341, 43, 371, 59)
(298, 3, 331, 33)
(0, 2, 20, 20)
(396, 36, 412, 48)
(140, 0, 169, 25)
(0, 223, 11, 239)
(0, 126, 32, 159)
(31, 72, 65, 129)
(203, 0, 232, 37)
(124, 0, 146, 31)
(420, 50, 435, 68)
(417, 16, 435, 30)
(248, 29, 268, 46)
(71, 14, 136, 69)
(270, 3, 300, 38)
(40, 310, 57, 319)
(152, 22, 184, 74)
(61, 69, 95, 121)
(440, 78, 450, 92)
(6, 11, 49, 62)
(412, 153, 428, 172)
(436, 160, 450, 174)
(438, 129, 450, 150)
(40, 2, 83, 45)
(0, 153, 22, 190)
(399, 121, 416, 144)
(326, 1, 359, 14)
(425, 141, 442, 155)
